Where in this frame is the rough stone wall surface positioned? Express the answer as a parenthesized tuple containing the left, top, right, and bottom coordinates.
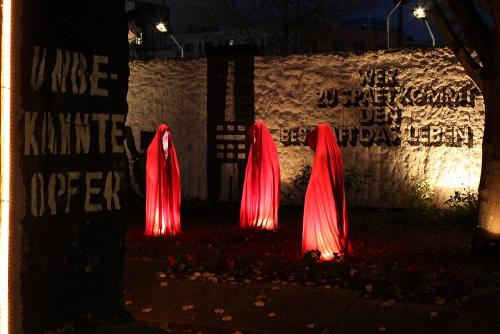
(127, 59, 208, 199)
(128, 49, 484, 207)
(254, 49, 484, 206)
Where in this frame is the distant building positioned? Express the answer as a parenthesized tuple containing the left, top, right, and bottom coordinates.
(126, 0, 264, 59)
(126, 1, 437, 59)
(332, 17, 401, 51)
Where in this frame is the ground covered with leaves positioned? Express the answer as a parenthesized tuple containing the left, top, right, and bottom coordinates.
(125, 204, 500, 307)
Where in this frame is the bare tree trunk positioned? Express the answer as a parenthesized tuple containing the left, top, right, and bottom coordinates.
(478, 73, 500, 240)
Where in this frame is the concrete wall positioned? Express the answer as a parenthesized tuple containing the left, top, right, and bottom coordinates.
(127, 48, 484, 207)
(127, 58, 208, 200)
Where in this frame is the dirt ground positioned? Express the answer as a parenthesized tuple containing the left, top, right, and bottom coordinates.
(125, 205, 500, 306)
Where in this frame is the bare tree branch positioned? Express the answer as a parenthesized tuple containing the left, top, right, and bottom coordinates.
(226, 0, 254, 40)
(475, 0, 493, 11)
(446, 0, 493, 66)
(430, 0, 484, 90)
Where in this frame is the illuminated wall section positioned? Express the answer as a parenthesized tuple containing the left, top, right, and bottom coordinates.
(127, 48, 484, 208)
(254, 49, 484, 207)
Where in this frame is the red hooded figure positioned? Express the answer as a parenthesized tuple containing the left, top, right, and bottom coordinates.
(302, 123, 349, 260)
(240, 121, 281, 230)
(145, 124, 181, 236)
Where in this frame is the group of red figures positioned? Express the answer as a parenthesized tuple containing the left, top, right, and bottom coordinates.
(145, 122, 349, 260)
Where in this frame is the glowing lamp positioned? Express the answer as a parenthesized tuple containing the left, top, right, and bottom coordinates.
(413, 7, 427, 20)
(156, 22, 168, 33)
(320, 252, 336, 261)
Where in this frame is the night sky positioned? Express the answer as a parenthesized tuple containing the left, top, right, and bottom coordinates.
(350, 0, 440, 43)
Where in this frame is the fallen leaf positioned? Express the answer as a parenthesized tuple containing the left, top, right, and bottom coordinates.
(214, 308, 225, 314)
(141, 307, 153, 313)
(381, 299, 394, 307)
(160, 282, 169, 287)
(378, 326, 387, 332)
(221, 315, 233, 322)
(254, 301, 265, 307)
(268, 312, 276, 318)
(182, 304, 195, 311)
(124, 300, 133, 306)
(306, 323, 315, 329)
(435, 297, 446, 305)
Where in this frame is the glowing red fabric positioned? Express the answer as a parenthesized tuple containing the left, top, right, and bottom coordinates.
(145, 124, 181, 236)
(302, 123, 349, 260)
(240, 121, 281, 230)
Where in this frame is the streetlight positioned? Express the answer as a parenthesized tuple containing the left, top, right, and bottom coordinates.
(412, 6, 436, 47)
(386, 1, 402, 49)
(155, 22, 168, 33)
(413, 7, 426, 20)
(156, 21, 184, 59)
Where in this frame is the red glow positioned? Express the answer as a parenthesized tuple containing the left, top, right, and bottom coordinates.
(240, 121, 280, 230)
(302, 124, 349, 260)
(145, 124, 181, 236)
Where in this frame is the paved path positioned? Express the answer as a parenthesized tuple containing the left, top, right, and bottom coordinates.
(123, 258, 500, 334)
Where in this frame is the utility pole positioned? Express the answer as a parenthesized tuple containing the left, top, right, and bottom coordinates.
(398, 1, 404, 47)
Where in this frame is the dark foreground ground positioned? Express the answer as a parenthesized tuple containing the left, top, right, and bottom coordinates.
(119, 205, 500, 333)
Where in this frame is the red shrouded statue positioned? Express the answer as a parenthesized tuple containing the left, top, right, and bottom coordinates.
(145, 124, 181, 236)
(302, 123, 349, 260)
(240, 121, 281, 230)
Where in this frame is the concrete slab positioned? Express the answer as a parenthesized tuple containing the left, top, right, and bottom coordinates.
(334, 299, 458, 334)
(96, 323, 171, 334)
(123, 258, 499, 334)
(124, 258, 361, 333)
(450, 291, 500, 334)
